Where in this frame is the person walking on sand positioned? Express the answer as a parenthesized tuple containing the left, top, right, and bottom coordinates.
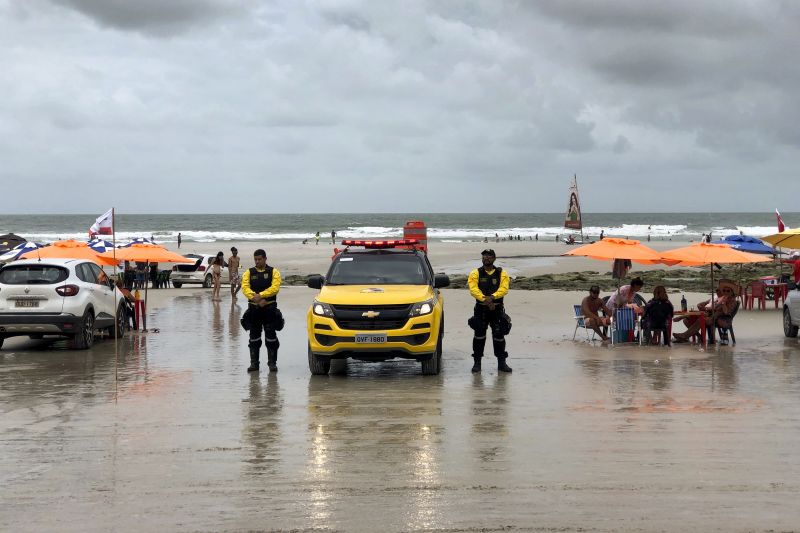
(315, 231, 320, 245)
(467, 249, 512, 373)
(242, 249, 282, 372)
(177, 232, 182, 249)
(211, 252, 224, 301)
(228, 247, 241, 299)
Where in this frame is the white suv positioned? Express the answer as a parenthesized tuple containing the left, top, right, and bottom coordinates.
(784, 284, 800, 338)
(170, 253, 230, 288)
(0, 258, 126, 350)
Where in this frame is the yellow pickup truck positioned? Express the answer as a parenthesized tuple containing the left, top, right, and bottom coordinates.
(306, 240, 450, 375)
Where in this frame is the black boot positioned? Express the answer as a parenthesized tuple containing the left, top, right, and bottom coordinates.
(471, 356, 482, 373)
(247, 345, 260, 373)
(497, 357, 512, 373)
(266, 345, 278, 372)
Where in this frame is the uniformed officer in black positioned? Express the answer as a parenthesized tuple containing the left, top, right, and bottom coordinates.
(467, 249, 512, 373)
(241, 249, 282, 372)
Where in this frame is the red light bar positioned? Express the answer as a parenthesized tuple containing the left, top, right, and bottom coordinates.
(341, 239, 419, 248)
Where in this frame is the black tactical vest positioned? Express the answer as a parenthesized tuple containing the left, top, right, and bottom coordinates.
(249, 266, 276, 305)
(477, 267, 503, 304)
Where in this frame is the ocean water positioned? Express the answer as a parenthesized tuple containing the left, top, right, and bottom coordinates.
(0, 212, 796, 244)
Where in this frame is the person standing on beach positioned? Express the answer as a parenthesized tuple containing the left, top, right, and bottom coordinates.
(242, 249, 282, 373)
(177, 232, 182, 249)
(467, 249, 512, 373)
(600, 230, 604, 240)
(315, 231, 320, 245)
(228, 247, 241, 299)
(211, 252, 224, 301)
(330, 229, 336, 244)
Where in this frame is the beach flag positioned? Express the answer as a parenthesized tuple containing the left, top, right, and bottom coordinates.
(776, 209, 785, 233)
(90, 208, 114, 237)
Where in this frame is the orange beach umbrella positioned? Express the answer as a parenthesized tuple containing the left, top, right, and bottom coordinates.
(101, 243, 193, 264)
(563, 237, 664, 264)
(660, 242, 771, 267)
(20, 239, 119, 266)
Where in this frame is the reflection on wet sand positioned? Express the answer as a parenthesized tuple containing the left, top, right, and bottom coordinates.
(304, 372, 444, 531)
(470, 373, 509, 468)
(242, 373, 283, 477)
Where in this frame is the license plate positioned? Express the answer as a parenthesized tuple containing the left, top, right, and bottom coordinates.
(355, 333, 387, 343)
(15, 300, 39, 308)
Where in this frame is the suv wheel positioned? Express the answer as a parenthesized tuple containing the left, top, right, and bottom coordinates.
(421, 331, 443, 375)
(308, 344, 331, 375)
(784, 308, 799, 338)
(0, 336, 4, 350)
(173, 282, 183, 288)
(108, 304, 127, 339)
(71, 311, 95, 350)
(203, 275, 213, 288)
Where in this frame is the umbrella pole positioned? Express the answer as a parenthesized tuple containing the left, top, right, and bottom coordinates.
(143, 261, 149, 332)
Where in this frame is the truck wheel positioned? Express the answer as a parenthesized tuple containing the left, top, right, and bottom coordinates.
(421, 332, 442, 375)
(203, 276, 212, 288)
(0, 336, 4, 350)
(71, 311, 95, 350)
(784, 308, 799, 338)
(308, 344, 331, 375)
(173, 282, 183, 288)
(108, 304, 127, 339)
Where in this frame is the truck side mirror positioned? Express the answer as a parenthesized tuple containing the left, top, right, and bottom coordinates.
(433, 274, 450, 289)
(307, 275, 324, 290)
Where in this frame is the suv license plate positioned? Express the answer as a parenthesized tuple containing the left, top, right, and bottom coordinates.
(355, 333, 387, 343)
(15, 300, 39, 308)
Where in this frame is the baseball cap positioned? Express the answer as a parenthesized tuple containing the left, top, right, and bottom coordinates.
(481, 249, 496, 256)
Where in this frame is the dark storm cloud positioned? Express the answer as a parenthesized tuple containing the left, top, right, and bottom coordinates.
(48, 0, 246, 35)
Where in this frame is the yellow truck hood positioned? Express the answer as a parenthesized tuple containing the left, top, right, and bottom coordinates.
(318, 285, 434, 305)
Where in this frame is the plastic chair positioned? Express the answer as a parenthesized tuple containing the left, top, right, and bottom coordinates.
(746, 281, 767, 310)
(572, 304, 596, 341)
(716, 300, 740, 346)
(611, 307, 640, 345)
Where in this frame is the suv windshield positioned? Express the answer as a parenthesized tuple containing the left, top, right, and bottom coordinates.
(0, 265, 69, 285)
(327, 253, 429, 285)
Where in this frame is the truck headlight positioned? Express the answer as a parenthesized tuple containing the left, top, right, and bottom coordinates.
(312, 301, 334, 317)
(409, 298, 435, 317)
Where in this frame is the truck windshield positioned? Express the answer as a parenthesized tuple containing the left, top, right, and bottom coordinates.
(327, 254, 429, 285)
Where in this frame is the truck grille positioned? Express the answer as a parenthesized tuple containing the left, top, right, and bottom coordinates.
(330, 304, 411, 331)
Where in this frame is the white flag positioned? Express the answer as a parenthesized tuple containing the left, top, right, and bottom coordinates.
(89, 208, 114, 237)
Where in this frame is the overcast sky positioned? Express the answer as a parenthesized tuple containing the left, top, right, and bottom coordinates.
(1, 0, 798, 214)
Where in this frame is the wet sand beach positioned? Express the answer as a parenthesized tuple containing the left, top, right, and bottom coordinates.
(2, 284, 800, 532)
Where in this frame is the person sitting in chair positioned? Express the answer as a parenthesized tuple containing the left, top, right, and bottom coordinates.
(673, 281, 738, 343)
(606, 277, 644, 314)
(641, 285, 674, 345)
(581, 285, 611, 341)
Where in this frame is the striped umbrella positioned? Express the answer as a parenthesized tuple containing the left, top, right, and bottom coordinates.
(120, 237, 153, 248)
(0, 241, 46, 263)
(87, 238, 115, 253)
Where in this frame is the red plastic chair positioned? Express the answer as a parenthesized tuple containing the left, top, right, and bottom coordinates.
(746, 281, 767, 310)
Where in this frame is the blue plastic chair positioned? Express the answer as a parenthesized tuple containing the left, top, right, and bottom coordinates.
(611, 307, 640, 345)
(572, 304, 596, 341)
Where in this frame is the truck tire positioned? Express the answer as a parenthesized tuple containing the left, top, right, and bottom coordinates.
(0, 336, 4, 350)
(71, 311, 95, 350)
(172, 282, 183, 288)
(203, 276, 212, 288)
(784, 308, 799, 338)
(308, 344, 331, 375)
(421, 332, 443, 375)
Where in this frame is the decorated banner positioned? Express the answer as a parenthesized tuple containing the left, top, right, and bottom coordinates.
(564, 175, 582, 230)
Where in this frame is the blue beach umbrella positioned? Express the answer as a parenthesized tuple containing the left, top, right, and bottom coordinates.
(0, 241, 46, 262)
(87, 238, 115, 253)
(120, 237, 153, 248)
(711, 235, 776, 255)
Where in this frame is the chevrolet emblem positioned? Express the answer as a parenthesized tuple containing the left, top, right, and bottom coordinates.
(362, 310, 381, 318)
